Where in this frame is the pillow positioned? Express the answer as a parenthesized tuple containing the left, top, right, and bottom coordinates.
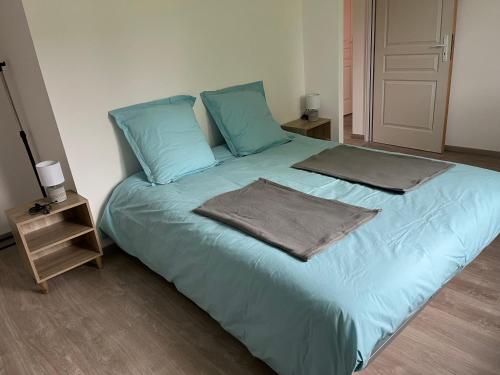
(109, 95, 217, 184)
(201, 81, 291, 156)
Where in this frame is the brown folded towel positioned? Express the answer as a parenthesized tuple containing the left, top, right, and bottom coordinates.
(293, 145, 454, 192)
(194, 178, 379, 261)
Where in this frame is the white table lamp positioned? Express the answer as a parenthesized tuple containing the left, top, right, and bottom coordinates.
(36, 161, 67, 202)
(305, 93, 320, 121)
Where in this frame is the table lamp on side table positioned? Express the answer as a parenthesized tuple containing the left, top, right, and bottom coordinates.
(36, 161, 67, 203)
(305, 93, 320, 122)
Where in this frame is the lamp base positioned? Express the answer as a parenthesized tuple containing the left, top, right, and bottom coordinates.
(305, 109, 319, 122)
(46, 184, 67, 203)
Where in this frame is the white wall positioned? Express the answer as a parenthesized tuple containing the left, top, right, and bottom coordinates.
(21, 0, 306, 220)
(445, 0, 500, 152)
(0, 0, 74, 233)
(303, 0, 344, 141)
(0, 75, 40, 233)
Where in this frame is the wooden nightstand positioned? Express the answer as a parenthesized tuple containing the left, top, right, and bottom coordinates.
(5, 191, 102, 294)
(281, 117, 331, 140)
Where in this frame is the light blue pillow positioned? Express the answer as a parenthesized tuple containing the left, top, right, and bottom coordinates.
(109, 95, 217, 184)
(201, 81, 291, 156)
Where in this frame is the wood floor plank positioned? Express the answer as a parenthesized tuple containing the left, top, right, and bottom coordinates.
(1, 237, 498, 375)
(343, 115, 500, 173)
(408, 307, 500, 372)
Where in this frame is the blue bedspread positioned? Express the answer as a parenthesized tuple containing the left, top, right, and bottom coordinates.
(100, 135, 500, 375)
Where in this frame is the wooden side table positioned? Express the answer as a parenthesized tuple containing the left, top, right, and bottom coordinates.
(5, 191, 102, 294)
(281, 117, 331, 140)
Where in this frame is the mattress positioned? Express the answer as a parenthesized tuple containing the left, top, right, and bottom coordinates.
(100, 134, 500, 375)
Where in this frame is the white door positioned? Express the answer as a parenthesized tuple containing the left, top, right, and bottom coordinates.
(343, 0, 353, 115)
(372, 0, 456, 153)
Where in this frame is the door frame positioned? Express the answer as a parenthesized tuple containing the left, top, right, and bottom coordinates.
(365, 0, 375, 142)
(341, 0, 375, 142)
(356, 0, 457, 147)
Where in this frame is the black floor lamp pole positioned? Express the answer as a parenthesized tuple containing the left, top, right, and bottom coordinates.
(0, 61, 46, 198)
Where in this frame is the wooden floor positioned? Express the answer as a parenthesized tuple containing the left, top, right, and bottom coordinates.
(343, 115, 500, 171)
(0, 130, 499, 374)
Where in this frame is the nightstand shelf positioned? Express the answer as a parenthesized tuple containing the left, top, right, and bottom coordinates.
(34, 239, 100, 281)
(5, 191, 102, 293)
(26, 221, 94, 254)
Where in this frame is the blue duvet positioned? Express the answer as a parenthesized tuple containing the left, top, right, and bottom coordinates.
(100, 135, 500, 375)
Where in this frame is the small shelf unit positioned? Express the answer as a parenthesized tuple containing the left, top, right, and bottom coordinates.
(5, 191, 102, 293)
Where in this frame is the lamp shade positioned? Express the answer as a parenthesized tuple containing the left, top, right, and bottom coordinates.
(305, 93, 320, 110)
(36, 160, 65, 187)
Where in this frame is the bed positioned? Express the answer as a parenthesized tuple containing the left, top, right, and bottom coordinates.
(100, 134, 500, 375)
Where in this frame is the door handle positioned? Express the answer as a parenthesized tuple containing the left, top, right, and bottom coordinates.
(430, 35, 449, 62)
